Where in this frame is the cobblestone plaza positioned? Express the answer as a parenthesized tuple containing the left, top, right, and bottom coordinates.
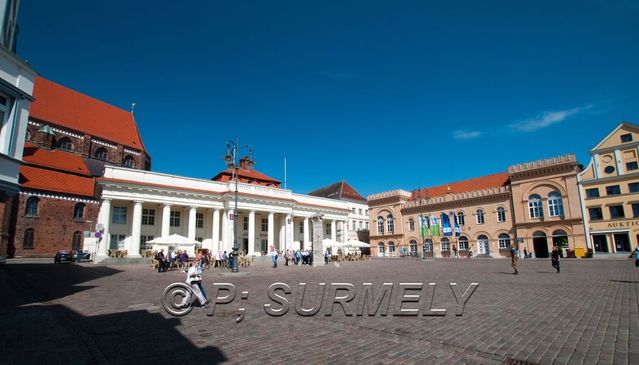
(2, 258, 638, 364)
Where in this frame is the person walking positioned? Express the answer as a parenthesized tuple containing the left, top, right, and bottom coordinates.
(156, 249, 165, 273)
(284, 249, 290, 266)
(510, 245, 519, 274)
(634, 247, 639, 268)
(196, 255, 208, 302)
(452, 245, 458, 258)
(270, 246, 278, 268)
(180, 257, 209, 308)
(551, 247, 560, 273)
(523, 247, 528, 259)
(180, 250, 189, 272)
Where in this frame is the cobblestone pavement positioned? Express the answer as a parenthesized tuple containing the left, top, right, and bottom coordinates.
(2, 257, 638, 364)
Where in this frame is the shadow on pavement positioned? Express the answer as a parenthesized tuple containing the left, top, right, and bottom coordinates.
(610, 279, 639, 284)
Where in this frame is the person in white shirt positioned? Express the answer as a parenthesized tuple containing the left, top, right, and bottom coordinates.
(180, 257, 208, 308)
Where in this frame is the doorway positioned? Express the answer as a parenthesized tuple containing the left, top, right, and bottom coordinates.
(533, 231, 549, 258)
(477, 235, 489, 256)
(613, 233, 631, 252)
(592, 234, 608, 253)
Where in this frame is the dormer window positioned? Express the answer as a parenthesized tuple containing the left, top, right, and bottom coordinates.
(621, 133, 633, 143)
(94, 147, 108, 161)
(123, 155, 135, 168)
(57, 137, 74, 152)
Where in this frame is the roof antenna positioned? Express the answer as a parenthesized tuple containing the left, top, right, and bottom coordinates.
(284, 157, 287, 189)
(130, 101, 136, 114)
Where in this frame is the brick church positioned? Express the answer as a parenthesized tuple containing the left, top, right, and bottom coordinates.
(5, 77, 151, 257)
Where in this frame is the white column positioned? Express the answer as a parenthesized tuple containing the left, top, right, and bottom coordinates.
(303, 217, 310, 250)
(267, 212, 274, 250)
(188, 206, 197, 241)
(129, 201, 143, 258)
(286, 213, 293, 251)
(212, 209, 220, 252)
(342, 220, 348, 243)
(161, 204, 171, 237)
(96, 198, 111, 259)
(331, 220, 337, 242)
(248, 210, 255, 255)
(222, 210, 229, 252)
(228, 208, 236, 251)
(614, 149, 624, 175)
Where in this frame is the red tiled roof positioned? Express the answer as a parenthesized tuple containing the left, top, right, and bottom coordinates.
(30, 77, 146, 150)
(410, 172, 509, 200)
(22, 142, 91, 176)
(19, 165, 96, 197)
(308, 181, 366, 202)
(212, 168, 281, 187)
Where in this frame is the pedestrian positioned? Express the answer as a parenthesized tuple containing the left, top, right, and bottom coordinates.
(284, 249, 290, 266)
(324, 249, 330, 264)
(180, 250, 188, 272)
(634, 247, 639, 268)
(551, 247, 560, 273)
(169, 250, 177, 271)
(156, 249, 165, 273)
(270, 246, 278, 268)
(196, 254, 208, 302)
(222, 251, 228, 268)
(180, 257, 209, 308)
(510, 244, 519, 274)
(452, 245, 458, 258)
(523, 247, 528, 259)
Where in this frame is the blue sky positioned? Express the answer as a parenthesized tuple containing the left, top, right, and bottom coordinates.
(18, 1, 639, 197)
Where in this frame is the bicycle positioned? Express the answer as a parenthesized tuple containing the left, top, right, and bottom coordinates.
(161, 282, 196, 316)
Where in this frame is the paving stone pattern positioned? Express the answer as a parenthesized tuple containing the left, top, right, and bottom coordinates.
(2, 258, 638, 364)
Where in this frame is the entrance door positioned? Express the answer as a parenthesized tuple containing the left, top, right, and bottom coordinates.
(378, 243, 385, 257)
(613, 233, 631, 252)
(533, 231, 549, 258)
(592, 234, 608, 253)
(477, 235, 489, 255)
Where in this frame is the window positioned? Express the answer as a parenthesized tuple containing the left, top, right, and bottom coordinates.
(629, 183, 639, 193)
(359, 209, 362, 215)
(498, 234, 510, 249)
(409, 240, 417, 253)
(111, 206, 127, 224)
(388, 241, 395, 254)
(57, 137, 73, 152)
(633, 204, 639, 218)
(94, 147, 108, 161)
(609, 205, 625, 219)
(458, 236, 468, 250)
(110, 234, 126, 250)
(457, 212, 465, 226)
(408, 218, 415, 232)
(529, 194, 543, 218)
(604, 166, 615, 174)
(365, 210, 368, 215)
(377, 216, 384, 234)
(496, 207, 506, 223)
(424, 239, 433, 252)
(627, 162, 638, 171)
(441, 238, 450, 251)
(586, 188, 600, 198)
(387, 214, 394, 233)
(142, 208, 155, 225)
(325, 223, 331, 235)
(195, 237, 203, 243)
(351, 220, 356, 230)
(170, 211, 181, 227)
(299, 222, 304, 234)
(366, 221, 369, 230)
(476, 209, 485, 224)
(123, 155, 135, 168)
(25, 196, 39, 216)
(606, 185, 621, 195)
(243, 216, 248, 230)
(23, 229, 34, 249)
(548, 191, 564, 217)
(72, 231, 82, 250)
(196, 213, 204, 228)
(588, 207, 603, 220)
(73, 203, 85, 220)
(352, 208, 356, 213)
(141, 235, 154, 250)
(261, 218, 268, 232)
(621, 133, 633, 143)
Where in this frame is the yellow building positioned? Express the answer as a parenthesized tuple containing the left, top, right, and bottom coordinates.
(578, 122, 639, 255)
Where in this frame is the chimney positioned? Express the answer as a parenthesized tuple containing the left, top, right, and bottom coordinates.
(239, 156, 254, 170)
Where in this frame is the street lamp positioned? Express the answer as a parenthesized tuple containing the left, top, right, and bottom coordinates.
(224, 139, 253, 273)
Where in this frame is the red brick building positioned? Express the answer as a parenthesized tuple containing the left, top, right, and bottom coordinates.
(7, 77, 150, 257)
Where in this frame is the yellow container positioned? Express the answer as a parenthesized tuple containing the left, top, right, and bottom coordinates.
(574, 247, 585, 258)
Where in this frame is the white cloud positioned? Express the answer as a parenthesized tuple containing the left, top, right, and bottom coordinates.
(452, 130, 482, 140)
(510, 105, 592, 132)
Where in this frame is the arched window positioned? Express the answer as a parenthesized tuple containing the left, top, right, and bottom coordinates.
(548, 191, 564, 217)
(94, 147, 108, 161)
(457, 211, 465, 226)
(441, 237, 450, 251)
(458, 236, 469, 250)
(72, 231, 83, 250)
(388, 241, 395, 255)
(409, 239, 417, 253)
(25, 196, 39, 216)
(498, 233, 511, 249)
(378, 242, 385, 256)
(73, 203, 85, 220)
(476, 209, 485, 224)
(23, 228, 34, 249)
(408, 218, 415, 232)
(552, 229, 568, 248)
(496, 207, 506, 223)
(529, 194, 543, 218)
(123, 155, 135, 168)
(377, 216, 384, 234)
(57, 137, 73, 152)
(424, 239, 433, 252)
(387, 214, 394, 233)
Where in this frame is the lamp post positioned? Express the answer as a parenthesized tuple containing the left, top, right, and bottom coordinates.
(224, 139, 253, 273)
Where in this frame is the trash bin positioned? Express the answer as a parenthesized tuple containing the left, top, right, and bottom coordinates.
(574, 247, 585, 258)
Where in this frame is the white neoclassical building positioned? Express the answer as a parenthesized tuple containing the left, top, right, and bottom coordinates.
(91, 165, 351, 260)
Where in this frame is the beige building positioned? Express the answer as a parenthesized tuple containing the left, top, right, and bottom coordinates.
(578, 122, 639, 255)
(368, 154, 586, 258)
